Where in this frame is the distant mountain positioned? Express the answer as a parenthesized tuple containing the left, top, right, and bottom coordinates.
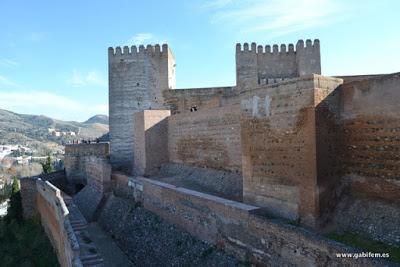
(84, 115, 109, 125)
(0, 109, 109, 155)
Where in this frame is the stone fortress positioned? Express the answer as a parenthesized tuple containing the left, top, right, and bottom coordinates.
(20, 39, 399, 266)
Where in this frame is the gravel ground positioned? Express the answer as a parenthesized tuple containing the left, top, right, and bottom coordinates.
(98, 195, 241, 267)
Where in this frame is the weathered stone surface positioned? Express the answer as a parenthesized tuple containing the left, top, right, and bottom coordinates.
(73, 185, 103, 222)
(20, 177, 38, 219)
(334, 194, 400, 246)
(133, 110, 170, 176)
(239, 75, 343, 226)
(168, 105, 242, 174)
(339, 73, 400, 191)
(112, 172, 143, 201)
(98, 194, 239, 266)
(35, 179, 82, 267)
(22, 40, 400, 266)
(64, 143, 109, 186)
(236, 40, 321, 89)
(139, 177, 392, 267)
(108, 45, 175, 173)
(163, 86, 235, 115)
(152, 163, 243, 201)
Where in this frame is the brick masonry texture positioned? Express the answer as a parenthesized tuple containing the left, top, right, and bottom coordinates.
(238, 75, 343, 226)
(152, 163, 243, 201)
(339, 73, 400, 194)
(64, 143, 109, 185)
(168, 105, 241, 174)
(19, 40, 400, 266)
(133, 110, 170, 176)
(331, 73, 400, 245)
(114, 67, 399, 243)
(35, 179, 81, 267)
(235, 40, 321, 89)
(162, 86, 235, 115)
(64, 143, 112, 222)
(139, 177, 392, 267)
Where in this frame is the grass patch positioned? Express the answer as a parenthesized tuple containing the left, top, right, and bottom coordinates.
(326, 231, 400, 263)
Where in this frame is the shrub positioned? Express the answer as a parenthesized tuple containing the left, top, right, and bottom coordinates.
(41, 155, 53, 174)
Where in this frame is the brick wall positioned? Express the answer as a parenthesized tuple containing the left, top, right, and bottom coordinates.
(108, 45, 175, 172)
(339, 73, 400, 199)
(64, 143, 109, 185)
(85, 157, 112, 194)
(168, 105, 242, 174)
(35, 179, 81, 267)
(20, 177, 38, 219)
(163, 86, 235, 115)
(331, 73, 400, 245)
(133, 110, 170, 176)
(141, 178, 386, 267)
(239, 75, 343, 226)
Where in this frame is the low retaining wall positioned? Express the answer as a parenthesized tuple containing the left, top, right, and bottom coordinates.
(134, 177, 392, 266)
(35, 179, 81, 267)
(112, 172, 143, 201)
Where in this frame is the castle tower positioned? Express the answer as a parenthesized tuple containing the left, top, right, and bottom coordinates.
(108, 44, 176, 173)
(236, 39, 321, 89)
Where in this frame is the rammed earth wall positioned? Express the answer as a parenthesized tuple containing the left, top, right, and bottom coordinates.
(35, 179, 81, 267)
(110, 175, 390, 267)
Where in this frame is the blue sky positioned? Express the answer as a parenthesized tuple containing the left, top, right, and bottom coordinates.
(0, 0, 399, 121)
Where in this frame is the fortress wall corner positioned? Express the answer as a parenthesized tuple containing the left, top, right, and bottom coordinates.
(133, 110, 170, 176)
(108, 45, 176, 173)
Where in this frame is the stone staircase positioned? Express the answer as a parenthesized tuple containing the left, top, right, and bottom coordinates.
(63, 195, 105, 267)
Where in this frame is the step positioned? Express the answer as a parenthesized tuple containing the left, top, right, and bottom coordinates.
(80, 254, 102, 261)
(81, 257, 104, 266)
(72, 226, 87, 232)
(70, 221, 86, 226)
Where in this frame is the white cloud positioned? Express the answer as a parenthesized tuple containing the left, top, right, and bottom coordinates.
(0, 59, 19, 68)
(0, 90, 108, 121)
(0, 75, 20, 88)
(125, 33, 167, 46)
(69, 69, 107, 88)
(205, 0, 344, 36)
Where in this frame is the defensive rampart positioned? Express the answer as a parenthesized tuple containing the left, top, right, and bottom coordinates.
(332, 73, 400, 245)
(106, 173, 390, 266)
(20, 178, 82, 267)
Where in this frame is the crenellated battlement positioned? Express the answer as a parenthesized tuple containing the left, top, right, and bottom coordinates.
(236, 39, 319, 54)
(108, 43, 176, 172)
(108, 44, 170, 59)
(236, 39, 321, 89)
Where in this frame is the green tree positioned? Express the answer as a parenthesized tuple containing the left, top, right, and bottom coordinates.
(5, 177, 22, 223)
(41, 155, 53, 174)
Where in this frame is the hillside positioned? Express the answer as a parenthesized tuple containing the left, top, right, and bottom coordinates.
(84, 115, 109, 125)
(0, 109, 109, 155)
